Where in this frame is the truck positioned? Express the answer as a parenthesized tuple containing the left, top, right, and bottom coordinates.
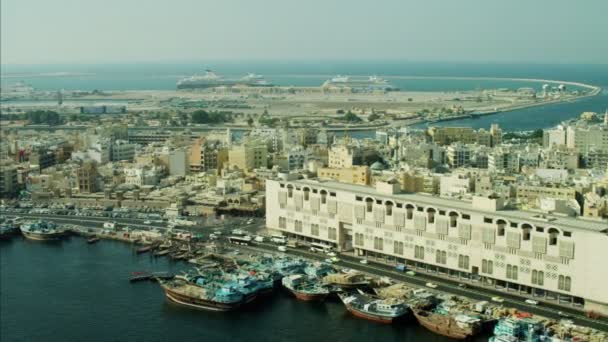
(103, 222, 116, 230)
(395, 264, 407, 272)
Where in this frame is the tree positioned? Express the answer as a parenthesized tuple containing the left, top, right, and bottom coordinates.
(368, 113, 381, 122)
(247, 117, 254, 127)
(342, 111, 362, 123)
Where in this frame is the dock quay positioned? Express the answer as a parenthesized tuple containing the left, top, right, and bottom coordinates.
(5, 217, 608, 338)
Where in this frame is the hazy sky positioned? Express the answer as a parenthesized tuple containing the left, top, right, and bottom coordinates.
(2, 0, 607, 64)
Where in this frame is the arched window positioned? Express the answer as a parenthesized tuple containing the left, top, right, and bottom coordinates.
(427, 208, 436, 224)
(385, 201, 394, 216)
(449, 211, 459, 228)
(365, 198, 374, 212)
(496, 219, 507, 236)
(522, 223, 532, 241)
(287, 184, 294, 198)
(548, 228, 559, 246)
(406, 204, 414, 220)
(320, 190, 327, 204)
(303, 187, 310, 201)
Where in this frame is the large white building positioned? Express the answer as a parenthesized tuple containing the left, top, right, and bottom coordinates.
(266, 178, 608, 314)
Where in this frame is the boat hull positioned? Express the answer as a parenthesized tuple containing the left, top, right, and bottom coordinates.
(161, 285, 244, 312)
(344, 304, 397, 324)
(413, 310, 475, 340)
(287, 288, 328, 302)
(22, 231, 64, 241)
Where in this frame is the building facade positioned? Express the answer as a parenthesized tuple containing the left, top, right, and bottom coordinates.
(266, 178, 608, 314)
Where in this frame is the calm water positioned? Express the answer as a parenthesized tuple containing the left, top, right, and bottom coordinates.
(1, 237, 471, 342)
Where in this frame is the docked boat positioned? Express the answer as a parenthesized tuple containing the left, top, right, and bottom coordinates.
(87, 236, 100, 244)
(154, 249, 170, 257)
(136, 245, 153, 254)
(338, 292, 409, 323)
(20, 221, 65, 241)
(413, 308, 482, 340)
(323, 272, 370, 289)
(158, 278, 246, 312)
(282, 274, 329, 301)
(0, 224, 20, 240)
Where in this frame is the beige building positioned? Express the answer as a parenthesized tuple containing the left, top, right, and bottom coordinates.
(228, 141, 268, 171)
(428, 124, 502, 147)
(77, 161, 97, 193)
(266, 178, 608, 314)
(399, 171, 438, 194)
(190, 138, 228, 173)
(318, 166, 370, 185)
(516, 185, 577, 207)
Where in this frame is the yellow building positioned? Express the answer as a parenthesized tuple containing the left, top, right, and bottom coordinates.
(228, 141, 268, 171)
(318, 166, 370, 186)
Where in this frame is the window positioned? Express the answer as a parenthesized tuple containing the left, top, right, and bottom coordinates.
(385, 201, 393, 216)
(427, 208, 436, 224)
(366, 198, 374, 212)
(484, 217, 493, 224)
(287, 185, 294, 198)
(436, 250, 447, 264)
(414, 245, 425, 260)
(373, 237, 384, 251)
(563, 231, 571, 237)
(558, 275, 571, 292)
(449, 212, 458, 228)
(311, 224, 319, 236)
(522, 224, 532, 241)
(393, 241, 404, 255)
(295, 220, 303, 233)
(462, 214, 470, 220)
(354, 233, 364, 246)
(482, 259, 494, 275)
(328, 227, 337, 240)
(303, 188, 310, 201)
(320, 190, 327, 204)
(506, 264, 518, 280)
(497, 219, 507, 236)
(458, 255, 469, 269)
(548, 228, 559, 246)
(279, 217, 287, 229)
(532, 270, 544, 286)
(406, 204, 414, 220)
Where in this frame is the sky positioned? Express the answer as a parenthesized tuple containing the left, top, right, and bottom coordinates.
(1, 0, 607, 65)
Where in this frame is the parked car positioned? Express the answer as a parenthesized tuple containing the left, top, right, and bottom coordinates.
(359, 259, 368, 265)
(277, 246, 287, 252)
(491, 296, 504, 303)
(557, 311, 571, 318)
(425, 282, 438, 289)
(525, 299, 539, 305)
(326, 251, 337, 257)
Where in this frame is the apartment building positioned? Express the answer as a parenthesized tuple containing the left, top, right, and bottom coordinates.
(317, 166, 370, 186)
(266, 178, 608, 314)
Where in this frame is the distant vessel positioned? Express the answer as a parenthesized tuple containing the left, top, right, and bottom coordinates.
(158, 278, 246, 312)
(177, 70, 273, 89)
(20, 221, 65, 241)
(321, 75, 396, 92)
(413, 308, 482, 340)
(282, 274, 329, 301)
(338, 292, 410, 323)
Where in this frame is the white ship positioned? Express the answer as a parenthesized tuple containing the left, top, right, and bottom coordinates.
(177, 70, 273, 89)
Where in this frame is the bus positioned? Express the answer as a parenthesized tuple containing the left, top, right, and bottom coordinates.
(270, 234, 287, 244)
(228, 235, 252, 246)
(309, 242, 334, 253)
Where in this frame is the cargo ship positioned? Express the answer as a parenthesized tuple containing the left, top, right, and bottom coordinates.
(177, 70, 273, 89)
(20, 221, 66, 241)
(158, 278, 246, 312)
(338, 292, 410, 323)
(282, 274, 330, 301)
(413, 308, 482, 340)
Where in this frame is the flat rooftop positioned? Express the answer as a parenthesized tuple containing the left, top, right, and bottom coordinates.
(286, 179, 608, 233)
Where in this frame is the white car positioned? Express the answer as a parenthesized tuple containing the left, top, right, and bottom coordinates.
(525, 299, 539, 305)
(254, 236, 265, 243)
(326, 251, 337, 257)
(491, 296, 504, 303)
(143, 220, 152, 224)
(277, 246, 287, 252)
(359, 259, 368, 265)
(425, 282, 438, 289)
